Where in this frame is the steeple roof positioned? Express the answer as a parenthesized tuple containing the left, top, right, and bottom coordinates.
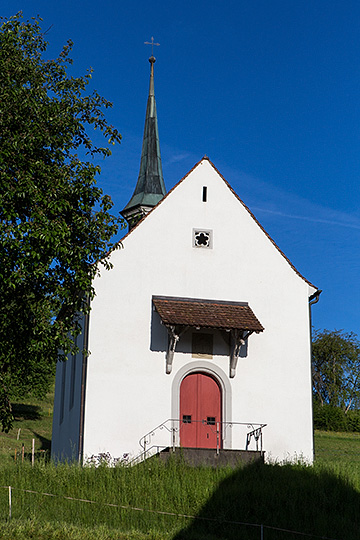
(121, 55, 166, 226)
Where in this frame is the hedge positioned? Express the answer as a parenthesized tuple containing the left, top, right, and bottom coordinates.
(313, 401, 360, 432)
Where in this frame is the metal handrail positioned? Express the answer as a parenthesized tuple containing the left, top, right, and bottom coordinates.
(129, 445, 167, 466)
(245, 426, 264, 452)
(139, 419, 267, 457)
(139, 419, 176, 452)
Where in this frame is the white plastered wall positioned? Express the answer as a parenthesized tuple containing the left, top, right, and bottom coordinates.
(81, 160, 315, 463)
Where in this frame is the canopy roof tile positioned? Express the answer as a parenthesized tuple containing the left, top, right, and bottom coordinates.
(153, 296, 264, 333)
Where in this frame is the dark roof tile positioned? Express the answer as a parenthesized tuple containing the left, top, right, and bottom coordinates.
(153, 296, 264, 333)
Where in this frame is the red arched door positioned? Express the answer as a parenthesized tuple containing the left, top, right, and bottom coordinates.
(180, 372, 222, 449)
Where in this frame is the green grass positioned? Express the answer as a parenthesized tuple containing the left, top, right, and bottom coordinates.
(0, 520, 168, 539)
(0, 397, 360, 539)
(0, 459, 230, 530)
(0, 456, 358, 540)
(314, 430, 360, 494)
(315, 429, 360, 463)
(0, 390, 54, 464)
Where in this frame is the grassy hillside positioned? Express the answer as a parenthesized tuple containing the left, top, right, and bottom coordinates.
(2, 388, 359, 467)
(0, 389, 54, 464)
(0, 397, 360, 539)
(0, 448, 359, 540)
(315, 429, 360, 464)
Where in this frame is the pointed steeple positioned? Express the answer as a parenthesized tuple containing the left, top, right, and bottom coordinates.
(121, 55, 166, 228)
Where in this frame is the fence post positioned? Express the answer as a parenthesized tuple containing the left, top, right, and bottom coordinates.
(32, 439, 35, 467)
(8, 486, 11, 520)
(260, 523, 263, 539)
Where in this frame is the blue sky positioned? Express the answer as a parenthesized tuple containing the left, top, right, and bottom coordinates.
(3, 1, 360, 334)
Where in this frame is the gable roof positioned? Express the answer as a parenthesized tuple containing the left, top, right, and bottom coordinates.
(153, 296, 264, 333)
(120, 157, 318, 290)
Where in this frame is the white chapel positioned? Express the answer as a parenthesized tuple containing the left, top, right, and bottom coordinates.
(52, 54, 320, 465)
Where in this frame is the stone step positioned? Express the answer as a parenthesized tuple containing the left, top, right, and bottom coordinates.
(156, 447, 264, 468)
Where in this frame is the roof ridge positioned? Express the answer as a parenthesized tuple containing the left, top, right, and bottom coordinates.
(206, 160, 317, 289)
(153, 295, 249, 307)
(118, 157, 318, 290)
(118, 157, 206, 242)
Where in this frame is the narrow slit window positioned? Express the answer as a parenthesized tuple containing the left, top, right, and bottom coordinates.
(202, 186, 207, 202)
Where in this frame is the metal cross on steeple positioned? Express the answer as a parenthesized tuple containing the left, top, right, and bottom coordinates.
(144, 36, 160, 56)
(121, 36, 165, 229)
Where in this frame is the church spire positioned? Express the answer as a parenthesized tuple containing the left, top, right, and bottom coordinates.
(121, 51, 166, 229)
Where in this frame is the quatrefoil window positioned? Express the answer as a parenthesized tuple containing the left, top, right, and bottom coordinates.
(193, 229, 212, 248)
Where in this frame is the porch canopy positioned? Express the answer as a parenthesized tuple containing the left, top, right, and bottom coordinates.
(152, 296, 264, 377)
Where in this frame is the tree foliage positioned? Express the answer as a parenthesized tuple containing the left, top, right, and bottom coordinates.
(312, 329, 360, 412)
(0, 13, 122, 431)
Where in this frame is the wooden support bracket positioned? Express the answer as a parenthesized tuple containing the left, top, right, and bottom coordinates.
(229, 330, 252, 378)
(165, 325, 189, 374)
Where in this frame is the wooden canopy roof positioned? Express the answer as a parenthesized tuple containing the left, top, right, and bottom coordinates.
(152, 296, 264, 333)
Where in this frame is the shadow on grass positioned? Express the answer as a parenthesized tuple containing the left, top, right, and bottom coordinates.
(18, 432, 51, 463)
(173, 461, 360, 540)
(12, 403, 42, 421)
(32, 430, 51, 452)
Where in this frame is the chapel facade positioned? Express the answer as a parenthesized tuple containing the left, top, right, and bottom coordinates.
(52, 54, 320, 464)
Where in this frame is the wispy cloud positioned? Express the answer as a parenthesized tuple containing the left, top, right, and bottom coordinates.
(251, 207, 360, 230)
(218, 164, 360, 233)
(163, 151, 193, 166)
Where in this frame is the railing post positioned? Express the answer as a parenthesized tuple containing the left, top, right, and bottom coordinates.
(172, 426, 176, 452)
(216, 422, 220, 455)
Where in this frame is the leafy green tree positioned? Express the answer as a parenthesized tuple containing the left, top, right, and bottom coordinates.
(312, 329, 360, 412)
(0, 13, 122, 431)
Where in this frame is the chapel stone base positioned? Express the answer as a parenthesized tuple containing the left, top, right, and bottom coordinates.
(156, 447, 264, 468)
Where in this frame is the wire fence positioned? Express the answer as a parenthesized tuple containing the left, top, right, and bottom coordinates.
(0, 485, 344, 540)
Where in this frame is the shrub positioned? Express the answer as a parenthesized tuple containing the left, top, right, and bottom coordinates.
(313, 401, 360, 432)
